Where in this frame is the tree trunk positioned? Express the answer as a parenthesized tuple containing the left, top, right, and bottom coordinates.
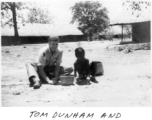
(11, 2, 20, 44)
(89, 32, 92, 41)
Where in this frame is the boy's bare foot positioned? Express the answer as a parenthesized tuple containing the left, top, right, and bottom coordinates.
(90, 77, 98, 83)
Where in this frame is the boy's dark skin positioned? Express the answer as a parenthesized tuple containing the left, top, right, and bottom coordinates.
(74, 47, 90, 82)
(74, 47, 98, 83)
(74, 58, 90, 79)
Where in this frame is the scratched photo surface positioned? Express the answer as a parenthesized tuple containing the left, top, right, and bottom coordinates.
(1, 0, 151, 107)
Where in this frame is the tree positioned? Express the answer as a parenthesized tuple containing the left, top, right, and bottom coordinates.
(27, 6, 52, 24)
(71, 1, 109, 41)
(1, 2, 26, 37)
(122, 0, 151, 17)
(1, 2, 53, 43)
(123, 25, 132, 38)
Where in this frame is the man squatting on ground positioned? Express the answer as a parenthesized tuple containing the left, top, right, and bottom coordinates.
(26, 36, 73, 89)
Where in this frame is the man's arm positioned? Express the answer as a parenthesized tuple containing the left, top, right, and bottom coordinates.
(37, 66, 52, 84)
(54, 63, 60, 79)
(74, 62, 77, 77)
(52, 63, 60, 85)
(54, 50, 62, 80)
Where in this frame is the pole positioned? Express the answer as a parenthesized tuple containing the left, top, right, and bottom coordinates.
(121, 24, 123, 43)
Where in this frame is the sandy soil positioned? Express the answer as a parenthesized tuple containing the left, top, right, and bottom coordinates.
(1, 39, 151, 107)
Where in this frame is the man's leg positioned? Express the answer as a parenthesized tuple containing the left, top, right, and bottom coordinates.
(43, 66, 73, 85)
(44, 66, 73, 76)
(44, 66, 60, 85)
(25, 62, 41, 89)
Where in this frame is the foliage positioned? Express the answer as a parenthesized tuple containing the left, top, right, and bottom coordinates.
(1, 2, 29, 38)
(1, 2, 53, 27)
(1, 2, 28, 27)
(122, 0, 151, 17)
(123, 25, 132, 38)
(27, 6, 52, 24)
(70, 1, 109, 41)
(1, 2, 53, 38)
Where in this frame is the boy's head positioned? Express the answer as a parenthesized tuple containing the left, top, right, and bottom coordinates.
(75, 47, 85, 59)
(48, 36, 60, 51)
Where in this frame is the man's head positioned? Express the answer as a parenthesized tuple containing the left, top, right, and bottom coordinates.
(48, 36, 60, 52)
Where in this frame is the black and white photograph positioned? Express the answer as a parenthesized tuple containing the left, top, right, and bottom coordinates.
(1, 0, 151, 109)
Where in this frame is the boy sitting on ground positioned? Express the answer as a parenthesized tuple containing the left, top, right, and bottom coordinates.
(74, 47, 98, 84)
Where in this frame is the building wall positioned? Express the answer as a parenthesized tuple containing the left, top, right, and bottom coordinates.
(1, 35, 86, 46)
(1, 36, 48, 46)
(21, 37, 48, 44)
(59, 35, 86, 42)
(132, 21, 150, 43)
(1, 36, 21, 46)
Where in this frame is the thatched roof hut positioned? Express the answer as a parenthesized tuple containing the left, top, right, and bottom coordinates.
(1, 23, 85, 45)
(2, 23, 83, 36)
(110, 2, 151, 43)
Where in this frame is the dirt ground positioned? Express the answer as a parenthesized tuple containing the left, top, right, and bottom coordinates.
(1, 39, 151, 107)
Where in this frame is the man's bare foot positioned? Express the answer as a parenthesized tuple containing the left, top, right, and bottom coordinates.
(52, 78, 59, 85)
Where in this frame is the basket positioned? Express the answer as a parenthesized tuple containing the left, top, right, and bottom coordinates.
(95, 62, 104, 75)
(90, 61, 104, 76)
(60, 76, 74, 85)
